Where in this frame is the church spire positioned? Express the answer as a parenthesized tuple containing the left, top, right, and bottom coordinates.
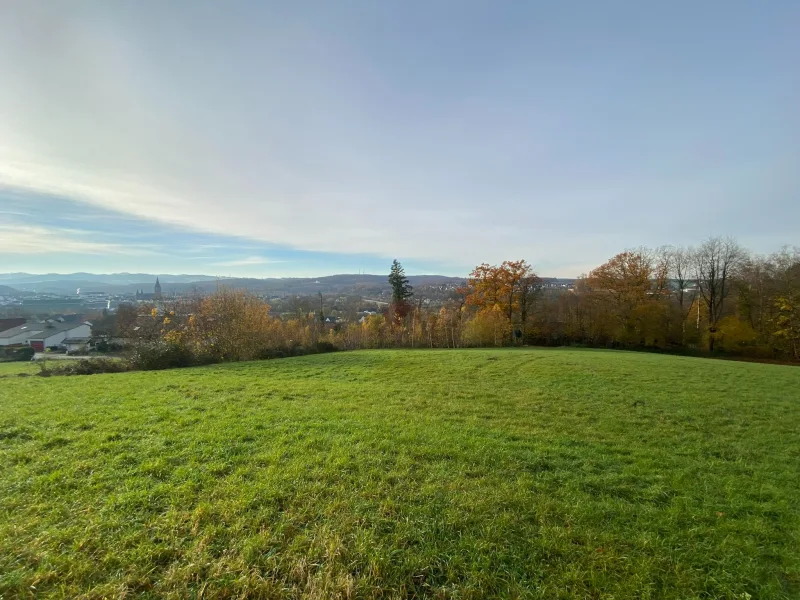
(154, 277, 162, 299)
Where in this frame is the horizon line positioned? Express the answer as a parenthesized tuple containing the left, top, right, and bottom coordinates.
(0, 271, 578, 281)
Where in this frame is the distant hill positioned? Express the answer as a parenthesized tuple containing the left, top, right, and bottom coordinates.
(0, 273, 579, 297)
(0, 273, 219, 294)
(0, 272, 467, 296)
(0, 272, 219, 286)
(0, 284, 19, 296)
(117, 274, 470, 297)
(155, 274, 469, 297)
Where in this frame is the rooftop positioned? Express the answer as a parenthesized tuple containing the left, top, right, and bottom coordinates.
(0, 323, 45, 339)
(28, 321, 91, 341)
(0, 321, 91, 340)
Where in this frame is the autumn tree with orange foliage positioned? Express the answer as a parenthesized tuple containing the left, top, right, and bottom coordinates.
(586, 251, 671, 345)
(463, 260, 540, 343)
(587, 252, 652, 309)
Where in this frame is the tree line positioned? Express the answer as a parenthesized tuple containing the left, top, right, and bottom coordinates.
(109, 237, 799, 368)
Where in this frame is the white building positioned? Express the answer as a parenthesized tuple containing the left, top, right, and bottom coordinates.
(28, 323, 92, 351)
(0, 323, 46, 346)
(0, 321, 92, 351)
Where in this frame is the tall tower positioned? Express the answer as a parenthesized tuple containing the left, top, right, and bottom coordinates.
(154, 277, 162, 299)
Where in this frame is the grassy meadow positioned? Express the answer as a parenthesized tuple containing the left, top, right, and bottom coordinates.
(1, 349, 798, 599)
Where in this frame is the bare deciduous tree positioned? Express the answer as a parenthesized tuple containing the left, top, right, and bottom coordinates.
(693, 237, 747, 351)
(665, 246, 696, 343)
(651, 246, 673, 295)
(668, 247, 693, 311)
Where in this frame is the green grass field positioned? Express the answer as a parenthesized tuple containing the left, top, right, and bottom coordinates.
(1, 349, 798, 599)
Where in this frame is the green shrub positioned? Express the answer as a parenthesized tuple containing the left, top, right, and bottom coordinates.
(128, 343, 200, 371)
(315, 341, 337, 353)
(0, 346, 35, 362)
(17, 346, 35, 361)
(257, 348, 287, 360)
(39, 359, 130, 376)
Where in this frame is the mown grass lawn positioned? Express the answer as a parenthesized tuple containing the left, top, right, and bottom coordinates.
(0, 360, 40, 376)
(1, 349, 798, 599)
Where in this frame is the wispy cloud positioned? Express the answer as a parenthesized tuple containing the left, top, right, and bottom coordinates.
(0, 4, 797, 274)
(0, 225, 160, 257)
(0, 190, 440, 277)
(213, 256, 285, 267)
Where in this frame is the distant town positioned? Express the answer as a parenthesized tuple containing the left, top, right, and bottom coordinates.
(0, 272, 576, 318)
(0, 272, 576, 356)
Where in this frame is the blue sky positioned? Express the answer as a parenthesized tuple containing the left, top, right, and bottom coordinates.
(0, 1, 797, 277)
(0, 189, 430, 277)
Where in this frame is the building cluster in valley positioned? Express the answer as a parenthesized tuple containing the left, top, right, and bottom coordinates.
(0, 317, 93, 353)
(0, 279, 166, 316)
(0, 279, 173, 356)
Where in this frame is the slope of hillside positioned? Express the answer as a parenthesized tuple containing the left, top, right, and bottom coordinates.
(1, 349, 798, 598)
